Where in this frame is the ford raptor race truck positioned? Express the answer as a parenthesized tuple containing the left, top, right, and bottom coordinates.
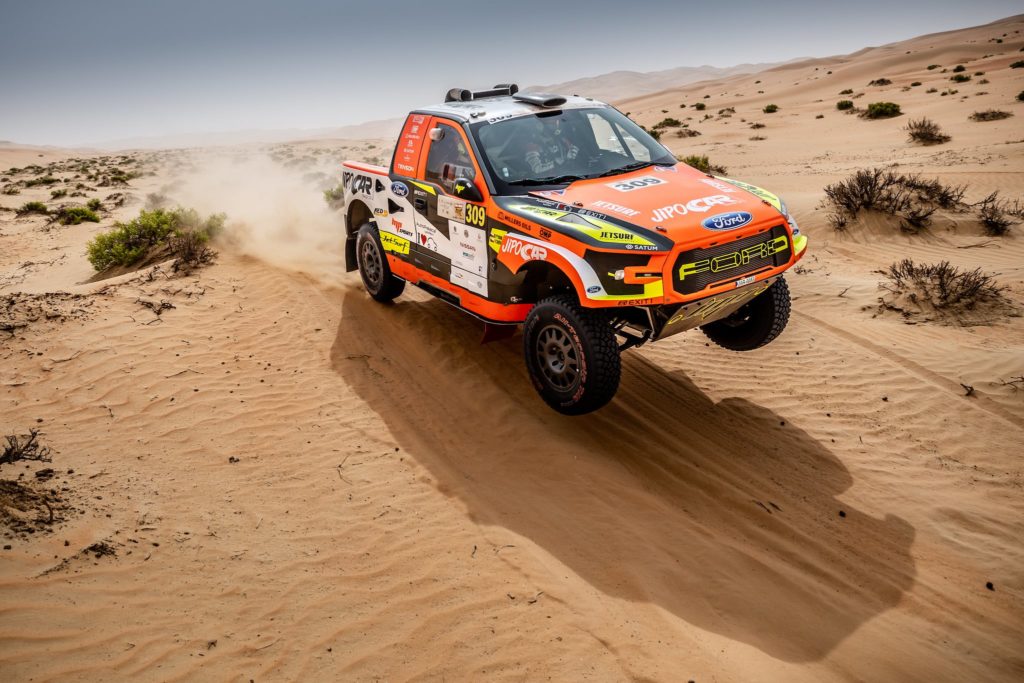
(341, 84, 808, 415)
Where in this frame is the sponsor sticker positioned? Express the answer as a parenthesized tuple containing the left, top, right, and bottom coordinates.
(701, 211, 753, 231)
(650, 195, 738, 222)
(699, 178, 737, 193)
(607, 175, 667, 192)
(391, 181, 409, 197)
(502, 237, 548, 261)
(379, 232, 410, 255)
(437, 194, 466, 222)
(592, 200, 640, 217)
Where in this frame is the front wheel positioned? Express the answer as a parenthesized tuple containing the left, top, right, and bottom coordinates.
(356, 223, 405, 303)
(523, 295, 621, 415)
(701, 277, 791, 351)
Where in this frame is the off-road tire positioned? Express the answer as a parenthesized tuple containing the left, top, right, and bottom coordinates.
(523, 295, 621, 415)
(701, 277, 791, 351)
(356, 223, 405, 303)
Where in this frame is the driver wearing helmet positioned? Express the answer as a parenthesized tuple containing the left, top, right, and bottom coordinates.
(524, 116, 579, 175)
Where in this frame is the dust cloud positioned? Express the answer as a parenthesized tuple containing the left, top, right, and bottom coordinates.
(167, 150, 351, 287)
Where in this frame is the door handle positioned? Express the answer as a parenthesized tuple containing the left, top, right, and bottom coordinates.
(414, 198, 427, 211)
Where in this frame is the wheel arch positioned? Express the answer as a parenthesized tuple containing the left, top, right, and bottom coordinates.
(345, 199, 374, 272)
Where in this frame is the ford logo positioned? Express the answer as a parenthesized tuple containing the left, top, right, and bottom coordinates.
(702, 211, 752, 231)
(391, 181, 409, 197)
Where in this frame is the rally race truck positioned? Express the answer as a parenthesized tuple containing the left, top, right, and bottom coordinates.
(341, 84, 808, 415)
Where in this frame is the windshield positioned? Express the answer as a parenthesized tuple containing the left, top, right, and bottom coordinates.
(470, 106, 676, 195)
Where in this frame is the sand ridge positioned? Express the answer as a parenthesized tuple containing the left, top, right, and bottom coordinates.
(2, 14, 1024, 683)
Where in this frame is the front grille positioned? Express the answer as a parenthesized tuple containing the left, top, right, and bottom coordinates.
(672, 224, 790, 295)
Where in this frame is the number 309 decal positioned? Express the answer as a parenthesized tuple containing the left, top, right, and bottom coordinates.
(465, 204, 487, 227)
(607, 175, 667, 192)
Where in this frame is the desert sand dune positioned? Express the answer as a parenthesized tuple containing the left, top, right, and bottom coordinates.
(2, 14, 1024, 683)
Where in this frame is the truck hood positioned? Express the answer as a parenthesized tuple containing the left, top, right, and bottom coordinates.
(527, 164, 790, 248)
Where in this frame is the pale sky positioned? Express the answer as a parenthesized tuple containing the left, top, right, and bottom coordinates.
(0, 0, 1020, 146)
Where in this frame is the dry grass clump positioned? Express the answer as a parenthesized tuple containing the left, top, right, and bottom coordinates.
(823, 167, 968, 231)
(867, 78, 892, 86)
(877, 259, 1015, 325)
(16, 201, 49, 216)
(836, 100, 854, 110)
(905, 117, 951, 145)
(969, 110, 1012, 121)
(675, 128, 701, 138)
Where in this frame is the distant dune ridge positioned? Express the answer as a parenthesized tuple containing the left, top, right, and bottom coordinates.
(2, 13, 1024, 683)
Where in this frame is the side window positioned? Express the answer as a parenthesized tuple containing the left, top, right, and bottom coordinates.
(424, 123, 475, 194)
(586, 113, 651, 162)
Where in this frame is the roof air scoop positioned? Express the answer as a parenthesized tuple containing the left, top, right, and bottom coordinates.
(444, 84, 520, 102)
(513, 92, 568, 107)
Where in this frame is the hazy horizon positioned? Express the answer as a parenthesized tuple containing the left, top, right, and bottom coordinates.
(1, 0, 1020, 147)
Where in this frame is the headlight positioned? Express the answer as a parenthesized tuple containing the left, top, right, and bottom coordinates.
(780, 200, 800, 236)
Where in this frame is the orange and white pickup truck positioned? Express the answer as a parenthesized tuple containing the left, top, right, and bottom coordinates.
(341, 84, 808, 414)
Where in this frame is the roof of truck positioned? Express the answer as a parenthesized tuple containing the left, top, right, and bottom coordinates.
(411, 93, 608, 124)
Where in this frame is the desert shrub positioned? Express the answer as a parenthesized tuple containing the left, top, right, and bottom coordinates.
(884, 259, 1004, 310)
(86, 198, 103, 211)
(839, 88, 854, 95)
(978, 78, 990, 84)
(1011, 60, 1024, 68)
(1018, 91, 1024, 101)
(911, 81, 922, 86)
(654, 117, 682, 128)
(822, 167, 968, 231)
(86, 207, 222, 271)
(50, 189, 67, 199)
(905, 117, 951, 144)
(693, 102, 706, 111)
(836, 100, 854, 110)
(969, 109, 1012, 121)
(2, 185, 20, 195)
(678, 154, 727, 175)
(863, 102, 902, 118)
(974, 71, 985, 76)
(975, 192, 1018, 236)
(750, 135, 767, 141)
(815, 114, 824, 119)
(952, 65, 966, 73)
(951, 74, 971, 83)
(763, 104, 779, 113)
(55, 206, 100, 225)
(868, 78, 892, 86)
(927, 64, 940, 70)
(676, 128, 701, 138)
(648, 128, 662, 140)
(24, 175, 58, 187)
(168, 231, 216, 271)
(750, 122, 765, 129)
(717, 107, 735, 117)
(926, 88, 938, 93)
(16, 201, 49, 216)
(323, 185, 345, 204)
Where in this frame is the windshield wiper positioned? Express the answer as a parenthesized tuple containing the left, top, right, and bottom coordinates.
(593, 160, 656, 178)
(507, 174, 587, 186)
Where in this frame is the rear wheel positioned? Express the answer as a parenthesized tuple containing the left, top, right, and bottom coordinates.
(701, 277, 791, 351)
(523, 295, 620, 415)
(356, 223, 405, 303)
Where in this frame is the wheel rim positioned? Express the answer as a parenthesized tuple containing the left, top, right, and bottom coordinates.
(535, 324, 581, 390)
(360, 239, 383, 289)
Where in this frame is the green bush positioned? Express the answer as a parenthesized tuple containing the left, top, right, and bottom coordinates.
(839, 88, 854, 95)
(654, 117, 682, 128)
(863, 102, 902, 119)
(50, 189, 67, 199)
(86, 207, 223, 271)
(87, 198, 103, 211)
(677, 154, 727, 175)
(1010, 61, 1024, 69)
(952, 65, 966, 73)
(55, 206, 100, 225)
(926, 64, 940, 70)
(16, 201, 49, 216)
(1018, 91, 1024, 102)
(692, 102, 706, 111)
(763, 104, 779, 113)
(951, 74, 971, 83)
(836, 100, 854, 110)
(868, 78, 892, 86)
(911, 81, 922, 86)
(24, 175, 58, 187)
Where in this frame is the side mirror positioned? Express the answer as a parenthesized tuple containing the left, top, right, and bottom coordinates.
(453, 177, 483, 203)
